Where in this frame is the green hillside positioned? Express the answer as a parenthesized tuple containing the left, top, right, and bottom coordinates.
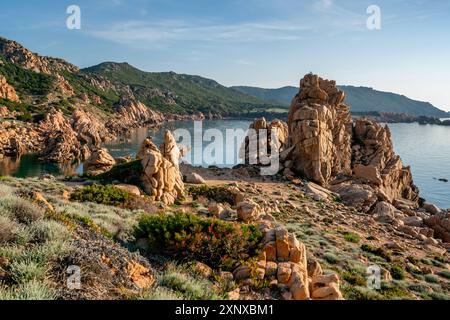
(83, 62, 275, 115)
(232, 85, 449, 118)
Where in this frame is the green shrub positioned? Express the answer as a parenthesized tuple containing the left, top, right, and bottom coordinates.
(70, 184, 133, 207)
(135, 212, 263, 270)
(342, 271, 367, 286)
(94, 160, 143, 186)
(5, 197, 44, 224)
(390, 265, 405, 280)
(323, 252, 340, 264)
(438, 270, 450, 280)
(0, 280, 56, 300)
(424, 274, 439, 283)
(361, 244, 391, 262)
(9, 259, 48, 283)
(0, 215, 20, 243)
(343, 232, 360, 243)
(187, 185, 237, 205)
(158, 265, 220, 300)
(29, 220, 70, 243)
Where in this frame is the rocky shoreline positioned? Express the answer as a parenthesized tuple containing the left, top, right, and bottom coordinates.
(352, 111, 450, 126)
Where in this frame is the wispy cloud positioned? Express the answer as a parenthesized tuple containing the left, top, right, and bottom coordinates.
(88, 19, 310, 47)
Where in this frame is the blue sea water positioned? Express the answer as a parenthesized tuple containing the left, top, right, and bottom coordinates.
(1, 120, 449, 209)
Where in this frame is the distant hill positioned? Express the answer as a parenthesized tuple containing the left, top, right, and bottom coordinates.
(232, 85, 448, 118)
(83, 62, 274, 115)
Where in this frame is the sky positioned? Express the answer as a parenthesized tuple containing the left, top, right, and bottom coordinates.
(1, 0, 449, 110)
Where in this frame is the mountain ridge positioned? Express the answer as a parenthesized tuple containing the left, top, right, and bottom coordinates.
(232, 85, 449, 118)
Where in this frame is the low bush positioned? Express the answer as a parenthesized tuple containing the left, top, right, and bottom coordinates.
(438, 270, 450, 280)
(158, 264, 220, 300)
(390, 265, 405, 280)
(70, 184, 154, 213)
(187, 185, 237, 205)
(134, 212, 263, 270)
(70, 184, 133, 207)
(4, 197, 44, 224)
(0, 280, 56, 300)
(343, 232, 361, 243)
(361, 244, 391, 262)
(424, 274, 439, 283)
(94, 160, 143, 186)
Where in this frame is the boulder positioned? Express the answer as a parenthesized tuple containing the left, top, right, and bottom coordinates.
(330, 182, 378, 213)
(423, 202, 441, 215)
(83, 148, 116, 175)
(140, 131, 184, 205)
(185, 172, 206, 184)
(0, 75, 20, 102)
(425, 212, 450, 243)
(114, 184, 141, 197)
(305, 182, 338, 202)
(237, 201, 261, 222)
(372, 201, 403, 224)
(240, 117, 288, 165)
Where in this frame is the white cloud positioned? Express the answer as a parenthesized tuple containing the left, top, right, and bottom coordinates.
(89, 19, 310, 46)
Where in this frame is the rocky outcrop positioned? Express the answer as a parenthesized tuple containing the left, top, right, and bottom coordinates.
(285, 74, 419, 212)
(0, 37, 78, 74)
(83, 148, 116, 175)
(139, 131, 184, 205)
(0, 75, 20, 102)
(425, 212, 450, 243)
(287, 74, 352, 185)
(228, 197, 343, 300)
(38, 109, 85, 163)
(71, 109, 112, 147)
(106, 97, 164, 133)
(0, 121, 41, 157)
(351, 119, 419, 204)
(241, 117, 288, 165)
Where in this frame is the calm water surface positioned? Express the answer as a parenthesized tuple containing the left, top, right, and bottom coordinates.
(1, 120, 449, 208)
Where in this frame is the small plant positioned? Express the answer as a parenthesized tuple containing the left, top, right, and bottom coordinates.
(158, 264, 220, 300)
(424, 274, 439, 284)
(390, 265, 405, 280)
(5, 198, 44, 224)
(134, 212, 263, 270)
(342, 271, 366, 286)
(323, 252, 340, 264)
(361, 244, 391, 262)
(343, 232, 360, 243)
(438, 269, 450, 280)
(187, 185, 237, 205)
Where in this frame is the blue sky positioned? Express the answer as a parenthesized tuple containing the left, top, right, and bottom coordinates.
(1, 0, 449, 110)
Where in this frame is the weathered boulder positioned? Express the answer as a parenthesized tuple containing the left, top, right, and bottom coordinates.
(0, 75, 20, 102)
(240, 117, 288, 165)
(237, 201, 261, 222)
(83, 148, 116, 175)
(185, 172, 206, 184)
(423, 202, 441, 215)
(330, 182, 378, 213)
(372, 201, 403, 224)
(139, 131, 184, 205)
(425, 212, 450, 243)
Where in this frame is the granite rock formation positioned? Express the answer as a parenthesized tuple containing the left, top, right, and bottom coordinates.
(139, 130, 184, 205)
(286, 73, 419, 212)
